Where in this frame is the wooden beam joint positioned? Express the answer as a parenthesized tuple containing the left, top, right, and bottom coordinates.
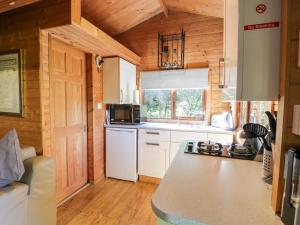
(158, 0, 168, 17)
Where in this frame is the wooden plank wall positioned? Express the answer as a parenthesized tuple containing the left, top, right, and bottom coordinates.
(272, 0, 300, 212)
(116, 11, 230, 121)
(0, 0, 71, 152)
(86, 54, 106, 183)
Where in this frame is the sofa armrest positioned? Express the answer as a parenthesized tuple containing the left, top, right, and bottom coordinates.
(21, 156, 56, 225)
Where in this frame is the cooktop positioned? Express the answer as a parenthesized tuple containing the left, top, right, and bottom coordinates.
(184, 141, 256, 160)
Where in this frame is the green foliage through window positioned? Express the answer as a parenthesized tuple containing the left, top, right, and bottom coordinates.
(143, 90, 172, 119)
(176, 89, 203, 117)
(142, 88, 205, 120)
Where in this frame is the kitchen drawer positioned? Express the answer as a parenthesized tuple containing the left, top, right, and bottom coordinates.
(170, 131, 208, 143)
(139, 129, 170, 142)
(207, 133, 233, 145)
(138, 141, 169, 178)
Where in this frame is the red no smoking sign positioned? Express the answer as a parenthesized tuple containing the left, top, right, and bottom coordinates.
(256, 4, 267, 14)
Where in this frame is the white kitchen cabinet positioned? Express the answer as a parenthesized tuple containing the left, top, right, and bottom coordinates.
(103, 57, 136, 104)
(138, 128, 235, 178)
(138, 129, 170, 178)
(138, 141, 170, 179)
(139, 129, 170, 142)
(221, 0, 280, 101)
(170, 131, 208, 143)
(169, 131, 208, 164)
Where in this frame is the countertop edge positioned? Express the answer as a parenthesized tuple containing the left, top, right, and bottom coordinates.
(104, 123, 236, 135)
(151, 199, 209, 225)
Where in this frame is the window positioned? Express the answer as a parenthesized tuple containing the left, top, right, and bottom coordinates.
(142, 88, 205, 121)
(175, 89, 204, 118)
(239, 101, 249, 126)
(239, 101, 275, 127)
(249, 101, 273, 126)
(143, 89, 172, 119)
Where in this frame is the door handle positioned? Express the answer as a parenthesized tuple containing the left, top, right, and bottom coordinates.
(120, 89, 124, 103)
(109, 129, 135, 133)
(146, 142, 160, 146)
(146, 131, 160, 135)
(219, 57, 226, 88)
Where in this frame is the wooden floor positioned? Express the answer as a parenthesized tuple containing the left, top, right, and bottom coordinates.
(57, 178, 158, 225)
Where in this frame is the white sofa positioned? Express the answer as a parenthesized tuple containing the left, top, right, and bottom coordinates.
(0, 146, 56, 225)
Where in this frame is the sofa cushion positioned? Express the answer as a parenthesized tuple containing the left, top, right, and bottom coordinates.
(21, 146, 36, 161)
(0, 182, 28, 212)
(0, 129, 25, 187)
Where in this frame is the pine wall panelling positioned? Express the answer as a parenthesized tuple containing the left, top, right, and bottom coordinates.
(271, 0, 300, 212)
(116, 11, 230, 121)
(0, 0, 72, 152)
(86, 54, 106, 183)
(0, 0, 106, 183)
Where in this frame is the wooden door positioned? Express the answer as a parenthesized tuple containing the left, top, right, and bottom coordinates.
(49, 37, 88, 203)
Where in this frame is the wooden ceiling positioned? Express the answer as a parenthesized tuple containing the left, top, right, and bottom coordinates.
(82, 0, 162, 37)
(0, 0, 39, 13)
(165, 0, 224, 18)
(82, 0, 224, 36)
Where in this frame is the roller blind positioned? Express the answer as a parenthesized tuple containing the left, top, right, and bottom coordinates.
(140, 68, 209, 89)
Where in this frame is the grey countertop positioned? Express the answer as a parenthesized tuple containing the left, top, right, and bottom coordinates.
(151, 144, 283, 225)
(104, 122, 235, 134)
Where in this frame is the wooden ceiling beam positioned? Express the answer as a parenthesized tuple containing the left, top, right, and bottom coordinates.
(46, 17, 141, 65)
(158, 0, 168, 17)
(71, 0, 81, 24)
(0, 0, 39, 13)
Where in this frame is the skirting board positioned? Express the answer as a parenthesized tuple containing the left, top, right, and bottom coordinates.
(139, 175, 161, 185)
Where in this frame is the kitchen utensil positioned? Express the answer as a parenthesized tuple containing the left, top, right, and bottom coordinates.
(265, 111, 277, 142)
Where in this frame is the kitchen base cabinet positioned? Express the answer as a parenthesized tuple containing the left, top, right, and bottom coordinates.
(138, 128, 234, 179)
(138, 141, 169, 179)
(138, 129, 170, 179)
(170, 131, 209, 165)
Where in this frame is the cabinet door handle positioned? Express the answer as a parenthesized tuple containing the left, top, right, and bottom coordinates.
(108, 129, 135, 133)
(146, 131, 160, 135)
(120, 89, 124, 103)
(146, 142, 160, 146)
(219, 57, 225, 88)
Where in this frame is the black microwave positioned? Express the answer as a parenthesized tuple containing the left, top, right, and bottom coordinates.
(109, 104, 140, 124)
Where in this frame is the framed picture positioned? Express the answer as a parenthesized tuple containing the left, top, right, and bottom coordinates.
(298, 30, 300, 67)
(0, 50, 23, 117)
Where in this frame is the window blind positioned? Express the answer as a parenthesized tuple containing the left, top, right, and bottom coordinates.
(140, 68, 209, 89)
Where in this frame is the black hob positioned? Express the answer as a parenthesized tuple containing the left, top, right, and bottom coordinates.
(184, 141, 256, 160)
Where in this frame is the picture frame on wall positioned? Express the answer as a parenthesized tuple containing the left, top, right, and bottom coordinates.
(298, 30, 300, 67)
(0, 50, 23, 117)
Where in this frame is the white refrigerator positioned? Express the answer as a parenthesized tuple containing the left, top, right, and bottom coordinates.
(106, 127, 138, 182)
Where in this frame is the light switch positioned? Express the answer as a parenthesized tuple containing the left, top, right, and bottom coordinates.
(96, 103, 102, 110)
(292, 105, 300, 136)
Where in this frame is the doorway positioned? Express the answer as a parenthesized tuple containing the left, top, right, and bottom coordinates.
(49, 37, 88, 203)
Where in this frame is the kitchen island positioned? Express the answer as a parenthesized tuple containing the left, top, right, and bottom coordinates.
(151, 143, 283, 225)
